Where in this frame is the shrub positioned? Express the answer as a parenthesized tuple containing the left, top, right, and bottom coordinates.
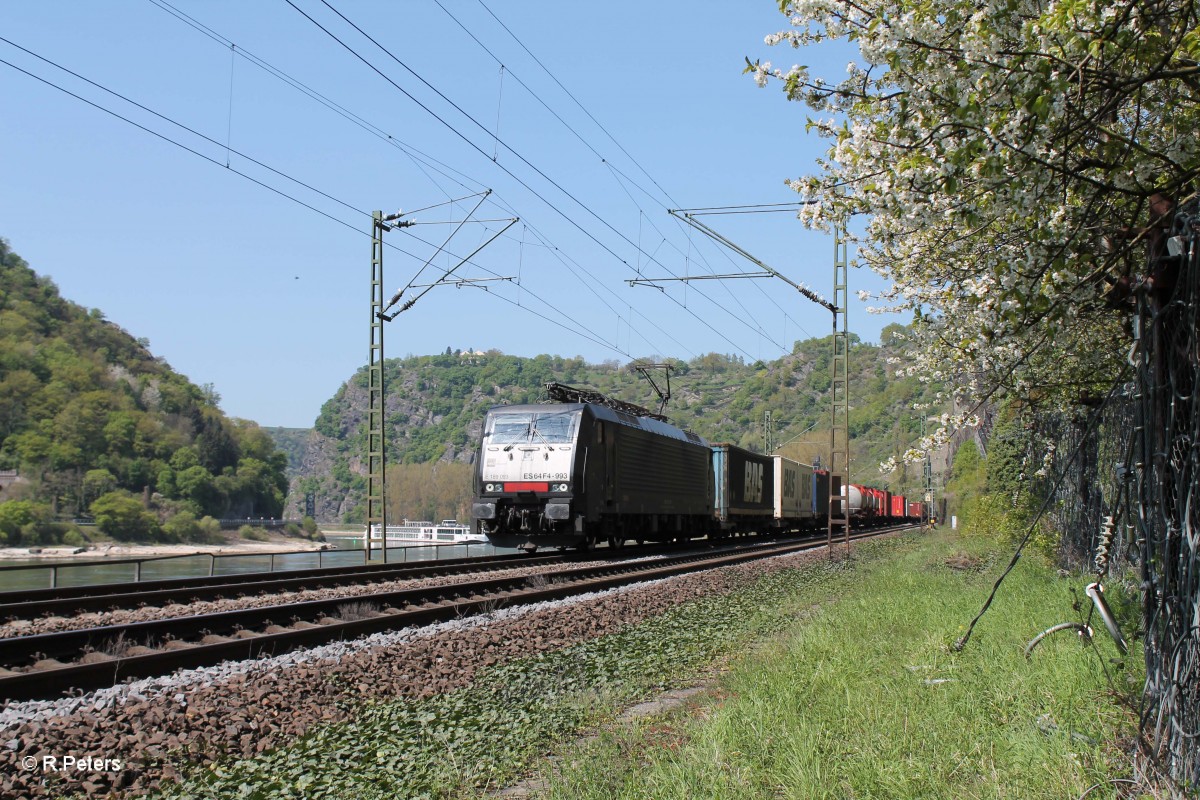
(198, 516, 222, 541)
(91, 491, 162, 542)
(958, 493, 1057, 557)
(162, 510, 223, 544)
(61, 529, 86, 547)
(239, 524, 268, 541)
(0, 500, 51, 545)
(23, 521, 78, 546)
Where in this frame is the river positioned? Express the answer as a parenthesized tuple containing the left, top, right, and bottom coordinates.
(0, 536, 516, 592)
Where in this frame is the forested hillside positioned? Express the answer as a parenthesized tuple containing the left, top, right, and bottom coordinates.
(0, 239, 288, 544)
(288, 327, 946, 523)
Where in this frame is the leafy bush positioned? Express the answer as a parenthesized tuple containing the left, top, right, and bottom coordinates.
(239, 524, 268, 541)
(957, 492, 1057, 558)
(61, 528, 86, 547)
(198, 516, 222, 541)
(90, 490, 162, 542)
(163, 511, 222, 544)
(0, 500, 51, 545)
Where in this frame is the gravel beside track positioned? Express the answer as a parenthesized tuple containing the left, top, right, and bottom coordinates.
(0, 539, 877, 798)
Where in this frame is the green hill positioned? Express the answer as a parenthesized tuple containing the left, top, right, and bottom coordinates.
(0, 239, 288, 544)
(289, 330, 948, 524)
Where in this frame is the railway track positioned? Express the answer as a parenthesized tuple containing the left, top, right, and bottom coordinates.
(0, 526, 909, 702)
(0, 534, 809, 623)
(0, 551, 568, 620)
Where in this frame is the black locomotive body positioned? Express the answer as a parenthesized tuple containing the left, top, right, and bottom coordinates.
(471, 402, 713, 551)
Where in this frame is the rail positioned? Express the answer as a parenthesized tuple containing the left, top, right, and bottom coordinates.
(0, 540, 505, 590)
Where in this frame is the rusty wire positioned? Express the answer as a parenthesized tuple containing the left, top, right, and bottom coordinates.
(1128, 202, 1200, 789)
(986, 202, 1198, 792)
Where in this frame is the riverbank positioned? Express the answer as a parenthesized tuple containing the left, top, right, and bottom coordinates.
(0, 536, 332, 561)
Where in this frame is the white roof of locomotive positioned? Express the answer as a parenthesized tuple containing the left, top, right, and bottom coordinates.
(485, 402, 709, 447)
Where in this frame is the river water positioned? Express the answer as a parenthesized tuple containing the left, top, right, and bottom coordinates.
(0, 536, 515, 592)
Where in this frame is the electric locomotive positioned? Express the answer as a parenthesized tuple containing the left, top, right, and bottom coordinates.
(471, 384, 918, 551)
(471, 401, 713, 551)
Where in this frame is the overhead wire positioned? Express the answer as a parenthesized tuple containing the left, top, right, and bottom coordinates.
(148, 0, 784, 364)
(149, 0, 490, 227)
(145, 0, 683, 360)
(601, 160, 789, 350)
(147, 0, 491, 198)
(472, 0, 678, 210)
(295, 0, 758, 360)
(434, 0, 803, 351)
(0, 40, 640, 360)
(26, 1, 790, 365)
(466, 4, 830, 353)
(0, 35, 370, 218)
(450, 0, 816, 349)
(479, 192, 697, 357)
(0, 53, 373, 242)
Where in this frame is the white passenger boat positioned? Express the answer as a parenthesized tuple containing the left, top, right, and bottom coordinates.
(366, 519, 486, 545)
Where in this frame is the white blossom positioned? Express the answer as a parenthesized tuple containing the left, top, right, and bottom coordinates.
(751, 0, 1197, 464)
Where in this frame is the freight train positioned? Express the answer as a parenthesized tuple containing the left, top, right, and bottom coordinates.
(471, 395, 923, 552)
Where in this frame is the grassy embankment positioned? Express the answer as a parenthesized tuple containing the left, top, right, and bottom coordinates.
(542, 531, 1143, 799)
(153, 530, 1142, 799)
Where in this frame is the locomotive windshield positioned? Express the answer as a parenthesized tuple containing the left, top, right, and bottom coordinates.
(485, 409, 580, 445)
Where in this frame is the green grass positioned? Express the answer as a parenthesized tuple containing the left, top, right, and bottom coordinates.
(542, 532, 1142, 800)
(150, 532, 1141, 799)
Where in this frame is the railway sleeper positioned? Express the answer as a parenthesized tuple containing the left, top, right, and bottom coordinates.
(79, 652, 116, 664)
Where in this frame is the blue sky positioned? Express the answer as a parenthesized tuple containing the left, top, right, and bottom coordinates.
(1, 1, 903, 428)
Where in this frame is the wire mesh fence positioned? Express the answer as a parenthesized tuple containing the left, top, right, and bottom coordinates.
(1129, 200, 1200, 790)
(1024, 200, 1199, 792)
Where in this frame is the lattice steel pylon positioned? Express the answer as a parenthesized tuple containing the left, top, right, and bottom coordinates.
(366, 211, 387, 561)
(828, 229, 851, 550)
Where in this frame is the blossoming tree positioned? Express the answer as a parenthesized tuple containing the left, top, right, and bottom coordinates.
(751, 0, 1200, 459)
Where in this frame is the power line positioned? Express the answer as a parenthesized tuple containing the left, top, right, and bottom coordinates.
(0, 46, 640, 360)
(146, 0, 494, 198)
(295, 0, 757, 361)
(145, 0, 687, 359)
(473, 0, 679, 210)
(435, 2, 812, 350)
(434, 0, 805, 354)
(432, 0, 671, 213)
(0, 35, 367, 219)
(152, 0, 790, 364)
(0, 53, 368, 239)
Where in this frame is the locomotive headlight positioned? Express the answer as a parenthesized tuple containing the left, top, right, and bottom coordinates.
(555, 483, 568, 492)
(485, 483, 495, 492)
